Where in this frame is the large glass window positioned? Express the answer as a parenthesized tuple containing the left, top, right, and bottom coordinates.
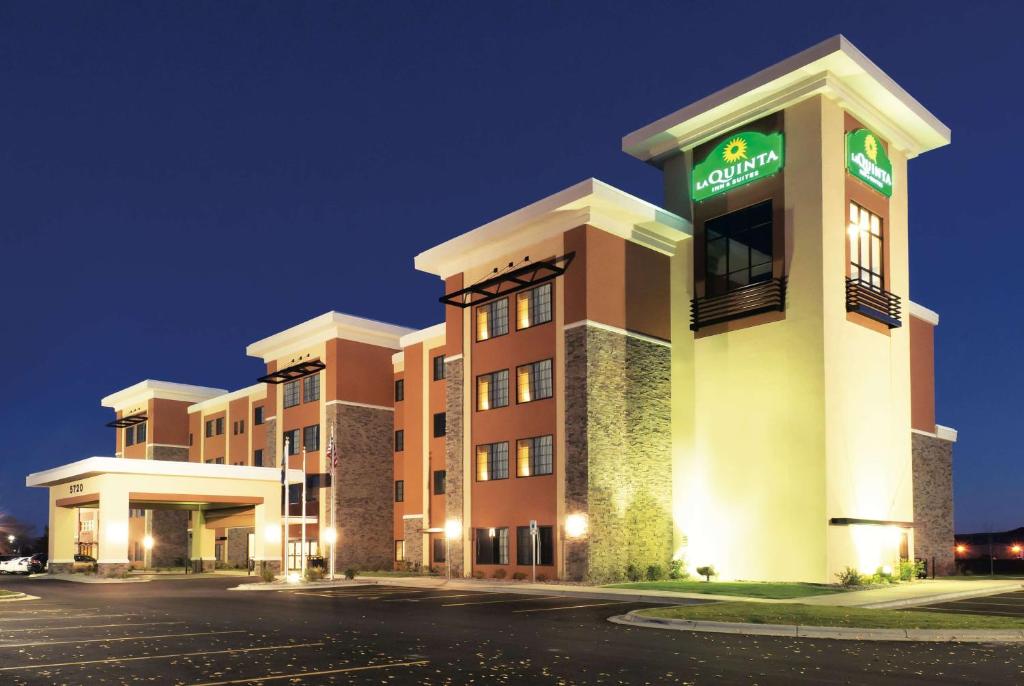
(517, 359, 553, 403)
(476, 442, 509, 481)
(395, 540, 405, 562)
(475, 527, 509, 565)
(283, 429, 300, 456)
(516, 525, 554, 565)
(303, 374, 320, 403)
(476, 370, 509, 411)
(283, 379, 300, 408)
(303, 424, 320, 452)
(848, 201, 884, 289)
(476, 298, 509, 341)
(705, 200, 773, 297)
(516, 435, 553, 477)
(516, 283, 552, 330)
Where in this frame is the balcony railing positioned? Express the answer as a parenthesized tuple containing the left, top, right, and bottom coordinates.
(690, 277, 787, 331)
(845, 278, 902, 328)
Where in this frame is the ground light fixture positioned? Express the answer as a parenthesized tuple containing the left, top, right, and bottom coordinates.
(322, 526, 337, 580)
(444, 519, 462, 582)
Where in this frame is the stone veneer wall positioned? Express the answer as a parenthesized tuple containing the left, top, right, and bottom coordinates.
(329, 403, 394, 571)
(226, 527, 253, 569)
(265, 418, 278, 468)
(444, 358, 465, 577)
(912, 432, 955, 576)
(402, 516, 425, 570)
(147, 444, 189, 568)
(564, 324, 673, 583)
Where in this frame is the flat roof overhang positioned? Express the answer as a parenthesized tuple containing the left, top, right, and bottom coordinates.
(27, 456, 304, 489)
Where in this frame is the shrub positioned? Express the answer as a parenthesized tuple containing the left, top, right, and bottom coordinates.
(536, 573, 548, 582)
(259, 563, 276, 583)
(668, 558, 689, 580)
(835, 566, 862, 587)
(645, 564, 665, 581)
(304, 566, 325, 582)
(512, 571, 527, 581)
(625, 564, 643, 582)
(899, 559, 924, 582)
(344, 567, 358, 580)
(695, 565, 716, 582)
(492, 568, 507, 579)
(870, 566, 895, 585)
(472, 570, 485, 579)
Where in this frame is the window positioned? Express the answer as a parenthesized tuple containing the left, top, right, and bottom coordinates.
(206, 457, 224, 465)
(395, 540, 405, 562)
(394, 379, 404, 402)
(476, 298, 509, 341)
(705, 200, 773, 297)
(254, 406, 264, 425)
(433, 470, 446, 495)
(283, 380, 300, 408)
(475, 527, 509, 565)
(283, 429, 300, 455)
(288, 483, 301, 504)
(125, 426, 135, 447)
(81, 518, 96, 532)
(476, 442, 509, 481)
(189, 433, 193, 446)
(476, 369, 509, 411)
(432, 537, 446, 563)
(303, 374, 320, 403)
(433, 354, 446, 381)
(848, 202, 884, 289)
(394, 480, 405, 502)
(516, 525, 554, 566)
(136, 422, 146, 443)
(517, 359, 553, 403)
(516, 283, 552, 330)
(394, 430, 404, 452)
(205, 420, 213, 438)
(517, 435, 553, 477)
(303, 424, 320, 452)
(254, 449, 264, 467)
(128, 508, 145, 518)
(433, 412, 446, 438)
(238, 420, 244, 434)
(215, 417, 224, 436)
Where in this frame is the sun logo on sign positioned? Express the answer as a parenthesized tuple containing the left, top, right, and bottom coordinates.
(864, 133, 878, 162)
(722, 137, 748, 163)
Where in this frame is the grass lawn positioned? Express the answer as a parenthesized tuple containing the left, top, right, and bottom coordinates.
(640, 601, 1024, 630)
(357, 570, 435, 578)
(0, 589, 19, 598)
(605, 580, 845, 599)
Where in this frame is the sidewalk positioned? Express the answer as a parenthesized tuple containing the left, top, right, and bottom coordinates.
(798, 578, 1024, 609)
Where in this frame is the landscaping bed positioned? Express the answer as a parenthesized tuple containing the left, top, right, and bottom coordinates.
(640, 601, 1024, 630)
(605, 580, 846, 599)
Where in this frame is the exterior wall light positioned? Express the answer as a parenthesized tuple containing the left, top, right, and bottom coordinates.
(322, 527, 337, 544)
(444, 519, 462, 540)
(143, 535, 154, 550)
(565, 513, 588, 539)
(955, 544, 967, 555)
(264, 524, 281, 544)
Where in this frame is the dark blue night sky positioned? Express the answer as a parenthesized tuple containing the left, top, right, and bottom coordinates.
(1, 2, 1019, 534)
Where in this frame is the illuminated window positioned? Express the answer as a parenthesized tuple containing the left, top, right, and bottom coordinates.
(517, 359, 552, 403)
(394, 480, 405, 502)
(395, 540, 405, 561)
(516, 525, 554, 565)
(135, 422, 146, 443)
(476, 298, 509, 341)
(516, 283, 552, 330)
(476, 369, 509, 411)
(475, 527, 509, 565)
(283, 380, 300, 408)
(303, 374, 320, 403)
(476, 442, 509, 481)
(705, 200, 773, 297)
(516, 435, 553, 477)
(433, 354, 446, 381)
(394, 379, 404, 402)
(848, 201, 884, 289)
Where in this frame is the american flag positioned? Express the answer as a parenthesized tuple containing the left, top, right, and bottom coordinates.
(327, 427, 337, 470)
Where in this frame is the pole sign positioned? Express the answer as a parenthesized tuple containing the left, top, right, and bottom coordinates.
(692, 131, 784, 202)
(846, 128, 892, 197)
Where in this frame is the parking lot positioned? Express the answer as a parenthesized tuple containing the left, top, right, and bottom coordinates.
(909, 589, 1024, 618)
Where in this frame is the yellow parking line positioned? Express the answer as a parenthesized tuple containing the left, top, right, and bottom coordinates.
(0, 641, 324, 671)
(384, 593, 482, 602)
(513, 601, 629, 613)
(188, 659, 430, 685)
(0, 621, 185, 633)
(0, 613, 135, 622)
(0, 629, 246, 649)
(442, 595, 563, 607)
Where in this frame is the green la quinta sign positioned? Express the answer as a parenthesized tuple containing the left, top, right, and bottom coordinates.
(846, 128, 893, 197)
(692, 131, 784, 202)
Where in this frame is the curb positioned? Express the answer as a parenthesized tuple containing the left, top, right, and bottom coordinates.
(860, 583, 1024, 609)
(609, 609, 1024, 642)
(230, 579, 380, 592)
(0, 592, 39, 602)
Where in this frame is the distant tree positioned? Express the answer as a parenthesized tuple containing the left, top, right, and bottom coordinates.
(0, 513, 38, 555)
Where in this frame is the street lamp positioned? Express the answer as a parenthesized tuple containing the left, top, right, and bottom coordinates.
(444, 519, 462, 582)
(7, 534, 14, 555)
(143, 535, 154, 570)
(322, 527, 337, 580)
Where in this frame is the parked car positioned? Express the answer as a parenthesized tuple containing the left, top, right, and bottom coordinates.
(72, 554, 97, 572)
(0, 557, 30, 574)
(27, 553, 48, 574)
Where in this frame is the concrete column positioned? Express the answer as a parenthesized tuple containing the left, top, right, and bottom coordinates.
(49, 499, 78, 573)
(97, 489, 130, 576)
(252, 502, 282, 576)
(190, 510, 216, 573)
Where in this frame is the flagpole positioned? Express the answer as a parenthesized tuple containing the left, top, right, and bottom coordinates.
(282, 436, 290, 577)
(329, 426, 336, 581)
(301, 445, 307, 580)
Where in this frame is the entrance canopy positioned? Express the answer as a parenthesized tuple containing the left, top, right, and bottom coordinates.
(27, 457, 302, 570)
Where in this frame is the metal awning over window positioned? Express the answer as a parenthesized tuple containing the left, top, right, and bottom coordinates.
(105, 413, 147, 429)
(440, 254, 574, 309)
(257, 360, 326, 385)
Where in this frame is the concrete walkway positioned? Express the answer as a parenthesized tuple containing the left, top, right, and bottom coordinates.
(799, 578, 1024, 609)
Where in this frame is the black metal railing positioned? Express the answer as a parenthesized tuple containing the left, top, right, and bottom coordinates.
(845, 278, 901, 328)
(690, 277, 787, 331)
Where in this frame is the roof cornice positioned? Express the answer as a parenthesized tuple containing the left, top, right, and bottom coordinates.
(245, 312, 415, 362)
(101, 380, 227, 412)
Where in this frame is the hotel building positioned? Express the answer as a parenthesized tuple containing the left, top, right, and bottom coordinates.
(31, 36, 957, 583)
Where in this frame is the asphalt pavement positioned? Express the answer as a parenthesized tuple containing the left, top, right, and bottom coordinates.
(0, 575, 1022, 685)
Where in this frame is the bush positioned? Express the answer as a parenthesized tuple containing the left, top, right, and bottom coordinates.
(259, 563, 276, 583)
(870, 566, 895, 585)
(512, 571, 527, 581)
(695, 565, 716, 582)
(835, 566, 862, 587)
(668, 558, 689, 580)
(625, 564, 643, 582)
(472, 570, 485, 579)
(645, 564, 665, 581)
(492, 568, 507, 579)
(344, 567, 358, 580)
(536, 573, 548, 582)
(304, 566, 325, 582)
(899, 559, 924, 582)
